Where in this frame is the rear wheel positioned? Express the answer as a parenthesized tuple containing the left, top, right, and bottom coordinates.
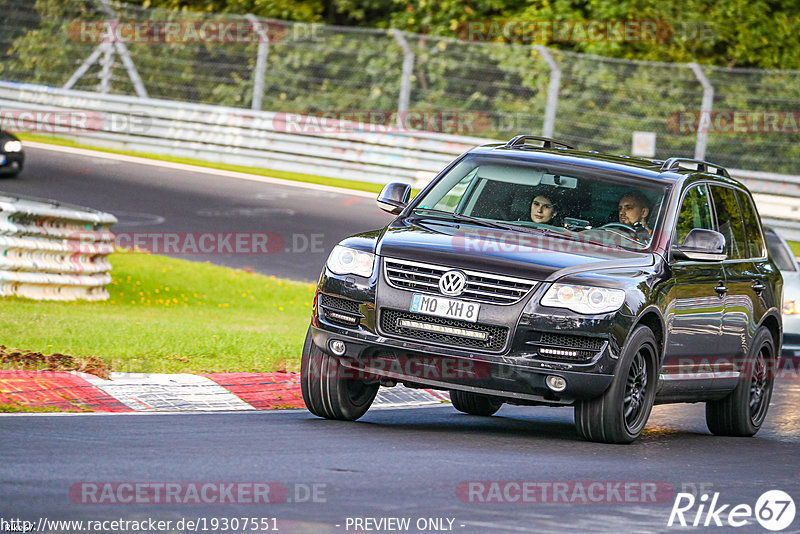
(574, 325, 658, 444)
(450, 390, 503, 416)
(300, 328, 378, 420)
(706, 328, 775, 437)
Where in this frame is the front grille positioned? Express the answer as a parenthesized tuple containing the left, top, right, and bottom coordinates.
(540, 333, 604, 350)
(381, 309, 508, 351)
(319, 294, 361, 314)
(531, 333, 604, 363)
(319, 294, 363, 326)
(383, 258, 537, 305)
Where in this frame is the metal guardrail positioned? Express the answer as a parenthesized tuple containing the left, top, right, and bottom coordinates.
(0, 193, 116, 300)
(0, 81, 484, 188)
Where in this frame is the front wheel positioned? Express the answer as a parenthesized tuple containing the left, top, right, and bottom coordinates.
(705, 328, 775, 437)
(574, 326, 658, 444)
(300, 328, 379, 421)
(450, 390, 503, 416)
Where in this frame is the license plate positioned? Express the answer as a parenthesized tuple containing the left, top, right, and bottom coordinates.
(0, 155, 5, 165)
(409, 293, 480, 322)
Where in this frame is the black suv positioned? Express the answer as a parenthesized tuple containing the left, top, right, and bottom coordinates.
(301, 136, 783, 444)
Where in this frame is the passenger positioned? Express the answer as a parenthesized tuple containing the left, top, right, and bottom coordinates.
(618, 191, 652, 233)
(530, 193, 558, 225)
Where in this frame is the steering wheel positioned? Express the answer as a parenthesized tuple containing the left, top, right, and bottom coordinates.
(600, 222, 638, 234)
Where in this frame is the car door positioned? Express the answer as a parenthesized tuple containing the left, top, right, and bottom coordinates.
(709, 186, 767, 381)
(710, 187, 771, 386)
(660, 183, 727, 399)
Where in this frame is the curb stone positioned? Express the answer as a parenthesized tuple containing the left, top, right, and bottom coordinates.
(0, 370, 449, 412)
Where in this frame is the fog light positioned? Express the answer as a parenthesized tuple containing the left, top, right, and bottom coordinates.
(546, 375, 567, 392)
(328, 339, 346, 356)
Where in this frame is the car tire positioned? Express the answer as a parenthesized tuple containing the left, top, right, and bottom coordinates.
(450, 389, 503, 416)
(574, 325, 658, 444)
(705, 328, 775, 437)
(300, 328, 378, 421)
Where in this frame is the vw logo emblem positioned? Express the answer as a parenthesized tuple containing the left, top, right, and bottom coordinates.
(439, 270, 467, 296)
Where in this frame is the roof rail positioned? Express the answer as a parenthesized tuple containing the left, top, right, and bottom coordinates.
(660, 157, 730, 178)
(504, 135, 574, 150)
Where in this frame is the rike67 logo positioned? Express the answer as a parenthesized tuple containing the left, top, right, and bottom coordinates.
(668, 490, 796, 531)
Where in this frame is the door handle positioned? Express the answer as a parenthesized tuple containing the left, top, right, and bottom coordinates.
(751, 281, 766, 295)
(714, 284, 728, 296)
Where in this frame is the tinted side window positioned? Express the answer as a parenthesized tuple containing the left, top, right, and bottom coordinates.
(710, 186, 747, 260)
(735, 189, 765, 259)
(675, 184, 713, 245)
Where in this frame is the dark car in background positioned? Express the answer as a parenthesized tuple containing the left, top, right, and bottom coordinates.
(764, 227, 800, 358)
(301, 135, 783, 444)
(0, 130, 24, 177)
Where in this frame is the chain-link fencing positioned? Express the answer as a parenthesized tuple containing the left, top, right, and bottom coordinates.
(2, 0, 800, 174)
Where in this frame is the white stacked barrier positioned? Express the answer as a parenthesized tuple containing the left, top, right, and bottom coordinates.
(0, 194, 116, 300)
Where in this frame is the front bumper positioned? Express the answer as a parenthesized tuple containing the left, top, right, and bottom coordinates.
(309, 324, 614, 404)
(781, 310, 800, 357)
(0, 151, 24, 174)
(782, 329, 800, 358)
(311, 266, 627, 404)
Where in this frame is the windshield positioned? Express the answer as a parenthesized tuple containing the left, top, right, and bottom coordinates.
(765, 230, 798, 272)
(414, 154, 670, 251)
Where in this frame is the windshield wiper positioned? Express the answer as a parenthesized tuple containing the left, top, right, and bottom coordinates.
(412, 208, 543, 234)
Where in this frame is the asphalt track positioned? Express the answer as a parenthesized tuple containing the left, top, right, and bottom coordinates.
(0, 144, 394, 281)
(2, 392, 800, 534)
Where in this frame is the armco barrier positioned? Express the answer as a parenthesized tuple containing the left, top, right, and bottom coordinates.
(0, 81, 484, 188)
(0, 193, 116, 300)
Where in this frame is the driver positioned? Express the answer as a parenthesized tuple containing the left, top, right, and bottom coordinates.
(618, 191, 652, 234)
(530, 193, 558, 225)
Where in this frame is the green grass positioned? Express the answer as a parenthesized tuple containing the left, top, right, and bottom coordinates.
(0, 250, 316, 374)
(789, 240, 800, 257)
(0, 403, 90, 413)
(17, 133, 385, 194)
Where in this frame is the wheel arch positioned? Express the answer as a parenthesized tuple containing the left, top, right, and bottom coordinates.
(630, 306, 666, 365)
(757, 310, 782, 358)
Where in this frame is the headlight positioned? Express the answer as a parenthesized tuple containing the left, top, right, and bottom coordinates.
(3, 140, 22, 152)
(784, 300, 799, 315)
(541, 283, 626, 314)
(326, 245, 375, 277)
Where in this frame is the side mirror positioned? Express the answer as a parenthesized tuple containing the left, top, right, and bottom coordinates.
(377, 182, 411, 215)
(673, 228, 727, 261)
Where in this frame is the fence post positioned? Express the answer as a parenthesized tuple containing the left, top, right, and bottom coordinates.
(246, 14, 270, 111)
(98, 42, 113, 93)
(689, 62, 713, 161)
(390, 29, 413, 127)
(64, 45, 106, 90)
(98, 0, 148, 98)
(65, 0, 148, 97)
(534, 45, 560, 138)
